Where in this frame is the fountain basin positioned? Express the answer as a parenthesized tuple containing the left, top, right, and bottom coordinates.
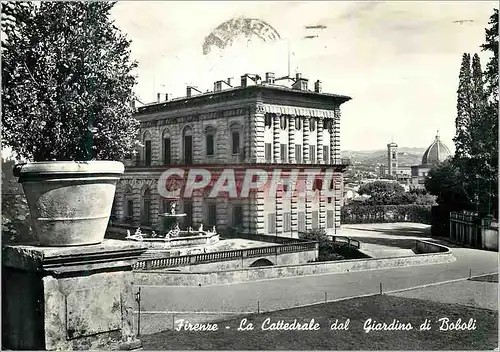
(126, 230, 220, 249)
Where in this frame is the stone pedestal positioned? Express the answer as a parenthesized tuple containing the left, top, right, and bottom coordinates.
(2, 240, 147, 350)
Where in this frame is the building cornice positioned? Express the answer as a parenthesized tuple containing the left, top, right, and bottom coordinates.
(136, 85, 351, 119)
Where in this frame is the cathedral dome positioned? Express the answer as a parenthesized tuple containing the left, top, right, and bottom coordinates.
(421, 131, 451, 165)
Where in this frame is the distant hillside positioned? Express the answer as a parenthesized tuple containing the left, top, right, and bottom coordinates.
(341, 148, 427, 167)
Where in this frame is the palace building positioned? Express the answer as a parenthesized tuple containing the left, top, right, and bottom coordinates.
(112, 72, 352, 237)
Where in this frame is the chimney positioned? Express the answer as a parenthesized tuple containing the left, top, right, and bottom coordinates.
(187, 86, 192, 97)
(255, 74, 262, 85)
(227, 77, 233, 87)
(265, 72, 275, 84)
(292, 74, 308, 91)
(314, 80, 322, 93)
(214, 81, 222, 92)
(241, 75, 247, 88)
(157, 93, 161, 103)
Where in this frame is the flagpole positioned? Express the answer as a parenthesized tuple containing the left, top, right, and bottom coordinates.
(287, 39, 291, 78)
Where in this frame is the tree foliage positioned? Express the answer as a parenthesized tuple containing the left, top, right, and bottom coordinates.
(356, 181, 435, 206)
(436, 9, 499, 219)
(341, 204, 432, 224)
(425, 159, 471, 210)
(2, 158, 34, 244)
(2, 2, 140, 162)
(453, 53, 472, 160)
(358, 181, 405, 196)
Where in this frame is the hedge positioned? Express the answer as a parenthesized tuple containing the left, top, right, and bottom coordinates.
(341, 204, 432, 224)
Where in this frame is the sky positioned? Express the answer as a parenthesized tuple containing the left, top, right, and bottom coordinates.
(111, 1, 497, 152)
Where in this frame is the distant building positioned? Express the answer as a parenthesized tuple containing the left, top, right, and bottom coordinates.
(378, 164, 386, 178)
(411, 131, 452, 188)
(387, 142, 398, 176)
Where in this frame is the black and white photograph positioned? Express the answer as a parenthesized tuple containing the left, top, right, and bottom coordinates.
(1, 1, 498, 350)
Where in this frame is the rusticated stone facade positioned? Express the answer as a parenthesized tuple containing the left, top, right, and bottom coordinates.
(114, 82, 351, 237)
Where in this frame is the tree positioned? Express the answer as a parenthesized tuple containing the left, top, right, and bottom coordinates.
(358, 181, 405, 197)
(425, 159, 471, 211)
(481, 9, 499, 106)
(2, 2, 140, 162)
(453, 53, 472, 160)
(480, 8, 499, 217)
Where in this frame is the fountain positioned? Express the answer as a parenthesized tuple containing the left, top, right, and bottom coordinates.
(125, 200, 219, 249)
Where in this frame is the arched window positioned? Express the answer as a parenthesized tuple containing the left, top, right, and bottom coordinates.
(295, 117, 302, 130)
(265, 114, 272, 128)
(183, 125, 194, 164)
(162, 128, 172, 165)
(124, 185, 134, 222)
(141, 188, 151, 226)
(309, 118, 316, 132)
(205, 125, 216, 157)
(230, 123, 241, 156)
(324, 119, 333, 131)
(280, 115, 287, 130)
(143, 131, 152, 166)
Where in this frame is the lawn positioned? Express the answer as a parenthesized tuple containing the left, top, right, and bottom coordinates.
(141, 294, 498, 350)
(470, 273, 499, 283)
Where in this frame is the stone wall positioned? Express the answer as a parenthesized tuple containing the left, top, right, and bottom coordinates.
(134, 241, 454, 286)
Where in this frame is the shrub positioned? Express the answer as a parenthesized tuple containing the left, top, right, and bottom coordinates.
(341, 204, 432, 224)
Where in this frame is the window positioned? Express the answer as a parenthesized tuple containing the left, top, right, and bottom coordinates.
(309, 118, 316, 132)
(206, 134, 214, 156)
(280, 144, 288, 163)
(205, 126, 216, 157)
(392, 162, 397, 167)
(323, 145, 329, 164)
(298, 212, 305, 233)
(265, 114, 272, 128)
(295, 144, 302, 163)
(183, 126, 193, 164)
(324, 120, 333, 131)
(206, 202, 217, 227)
(183, 200, 193, 228)
(392, 152, 396, 159)
(141, 189, 151, 225)
(127, 200, 133, 220)
(163, 138, 171, 164)
(145, 140, 152, 166)
(232, 205, 243, 227)
(162, 199, 169, 214)
(312, 210, 319, 229)
(232, 131, 240, 155)
(283, 212, 291, 232)
(327, 210, 334, 228)
(280, 115, 287, 130)
(265, 143, 272, 162)
(295, 117, 302, 130)
(268, 213, 276, 233)
(309, 145, 316, 163)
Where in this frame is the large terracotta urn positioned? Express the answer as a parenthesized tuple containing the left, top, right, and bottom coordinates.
(14, 161, 124, 246)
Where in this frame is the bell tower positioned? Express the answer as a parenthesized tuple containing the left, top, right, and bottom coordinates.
(387, 141, 398, 177)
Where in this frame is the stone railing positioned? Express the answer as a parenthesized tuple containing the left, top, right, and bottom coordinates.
(133, 240, 317, 270)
